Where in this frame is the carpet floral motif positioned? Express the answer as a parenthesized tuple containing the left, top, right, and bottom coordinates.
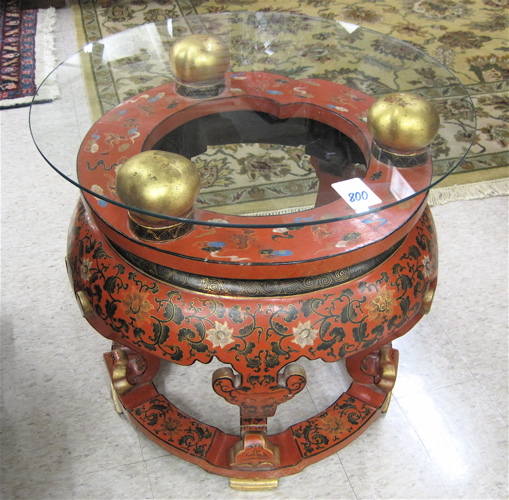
(74, 0, 508, 198)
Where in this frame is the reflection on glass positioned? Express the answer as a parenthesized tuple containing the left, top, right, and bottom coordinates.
(390, 168, 416, 201)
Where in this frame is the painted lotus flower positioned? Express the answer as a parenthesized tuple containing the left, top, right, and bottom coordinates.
(292, 321, 319, 347)
(80, 258, 92, 282)
(206, 321, 235, 348)
(321, 414, 346, 436)
(368, 286, 395, 321)
(122, 291, 153, 322)
(164, 417, 184, 436)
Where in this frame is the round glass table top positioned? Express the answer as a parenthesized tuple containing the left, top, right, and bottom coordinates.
(30, 12, 475, 229)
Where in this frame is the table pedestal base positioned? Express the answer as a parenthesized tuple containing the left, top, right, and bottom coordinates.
(67, 200, 437, 488)
(103, 340, 398, 487)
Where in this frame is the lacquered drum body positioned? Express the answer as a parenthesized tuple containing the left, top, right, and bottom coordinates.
(67, 198, 437, 480)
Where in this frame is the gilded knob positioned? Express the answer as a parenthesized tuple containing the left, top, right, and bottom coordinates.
(367, 92, 440, 152)
(169, 34, 230, 86)
(116, 150, 201, 224)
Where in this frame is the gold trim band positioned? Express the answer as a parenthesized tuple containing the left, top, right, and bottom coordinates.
(128, 212, 194, 241)
(175, 81, 226, 98)
(371, 141, 429, 168)
(109, 238, 403, 297)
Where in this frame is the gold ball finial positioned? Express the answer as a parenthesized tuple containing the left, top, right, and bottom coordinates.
(367, 92, 440, 152)
(169, 34, 230, 97)
(116, 150, 201, 225)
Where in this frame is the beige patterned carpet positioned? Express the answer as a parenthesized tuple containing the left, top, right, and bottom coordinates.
(71, 0, 508, 205)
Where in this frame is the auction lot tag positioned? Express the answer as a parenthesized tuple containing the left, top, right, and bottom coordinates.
(332, 178, 382, 213)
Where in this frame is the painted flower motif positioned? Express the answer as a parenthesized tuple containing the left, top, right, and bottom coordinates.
(368, 286, 395, 321)
(164, 417, 184, 436)
(321, 414, 346, 436)
(421, 255, 432, 278)
(206, 321, 235, 348)
(80, 258, 92, 281)
(292, 321, 319, 348)
(85, 139, 99, 153)
(91, 184, 104, 195)
(122, 292, 153, 322)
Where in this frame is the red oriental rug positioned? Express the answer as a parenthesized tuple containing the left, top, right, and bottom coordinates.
(0, 0, 58, 108)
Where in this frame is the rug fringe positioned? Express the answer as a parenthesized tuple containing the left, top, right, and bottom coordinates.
(428, 177, 509, 206)
(33, 7, 59, 103)
(246, 179, 508, 216)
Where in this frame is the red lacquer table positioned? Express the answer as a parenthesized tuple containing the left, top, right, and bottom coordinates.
(30, 13, 475, 490)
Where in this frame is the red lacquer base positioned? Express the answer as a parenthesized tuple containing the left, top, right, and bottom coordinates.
(67, 198, 437, 487)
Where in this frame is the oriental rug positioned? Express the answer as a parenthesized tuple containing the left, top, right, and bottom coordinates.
(0, 0, 59, 109)
(71, 0, 508, 206)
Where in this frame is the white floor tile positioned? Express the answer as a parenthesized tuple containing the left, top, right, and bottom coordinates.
(3, 462, 153, 500)
(145, 452, 355, 500)
(339, 398, 449, 499)
(392, 312, 475, 399)
(397, 379, 509, 498)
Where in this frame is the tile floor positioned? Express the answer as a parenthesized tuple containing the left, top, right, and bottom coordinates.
(1, 5, 508, 500)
